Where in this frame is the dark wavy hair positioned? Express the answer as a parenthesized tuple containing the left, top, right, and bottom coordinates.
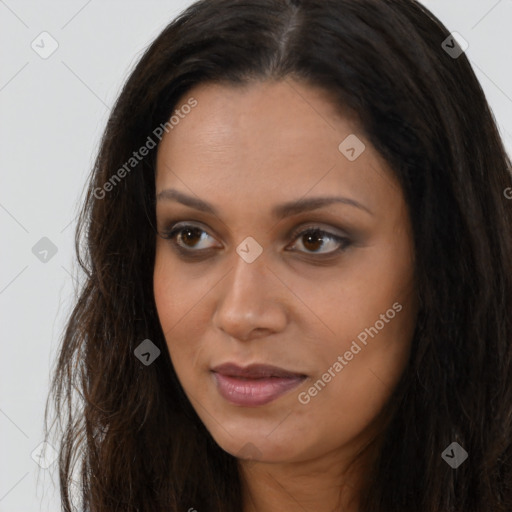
(44, 0, 512, 510)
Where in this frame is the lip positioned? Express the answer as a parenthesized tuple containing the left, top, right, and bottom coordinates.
(211, 363, 307, 407)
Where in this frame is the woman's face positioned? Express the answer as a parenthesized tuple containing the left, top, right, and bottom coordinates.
(153, 79, 418, 466)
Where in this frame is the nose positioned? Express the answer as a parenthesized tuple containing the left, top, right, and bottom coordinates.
(211, 247, 289, 342)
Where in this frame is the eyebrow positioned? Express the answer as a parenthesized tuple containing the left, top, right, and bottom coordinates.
(156, 188, 373, 218)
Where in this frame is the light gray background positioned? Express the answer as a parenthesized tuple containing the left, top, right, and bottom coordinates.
(1, 1, 511, 510)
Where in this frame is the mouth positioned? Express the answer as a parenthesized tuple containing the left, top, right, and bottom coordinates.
(211, 362, 307, 407)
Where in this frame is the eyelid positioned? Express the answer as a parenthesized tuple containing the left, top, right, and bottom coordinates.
(159, 219, 220, 236)
(159, 218, 349, 240)
(287, 223, 349, 243)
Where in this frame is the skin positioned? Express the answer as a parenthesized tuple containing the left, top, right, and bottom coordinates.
(153, 79, 419, 512)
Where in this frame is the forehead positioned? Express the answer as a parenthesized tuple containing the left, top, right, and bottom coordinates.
(155, 79, 400, 214)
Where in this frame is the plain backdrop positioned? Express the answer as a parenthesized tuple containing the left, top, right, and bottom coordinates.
(1, 1, 511, 510)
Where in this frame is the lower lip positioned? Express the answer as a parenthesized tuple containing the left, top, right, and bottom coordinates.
(212, 372, 306, 406)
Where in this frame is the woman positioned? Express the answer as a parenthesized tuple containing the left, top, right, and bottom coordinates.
(45, 0, 512, 510)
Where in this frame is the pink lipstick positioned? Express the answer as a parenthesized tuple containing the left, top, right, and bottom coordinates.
(211, 363, 307, 407)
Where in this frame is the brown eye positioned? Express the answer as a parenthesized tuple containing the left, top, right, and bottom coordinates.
(301, 229, 325, 252)
(160, 224, 218, 251)
(289, 227, 351, 255)
(178, 227, 204, 248)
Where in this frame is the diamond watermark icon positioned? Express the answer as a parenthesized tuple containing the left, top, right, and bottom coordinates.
(32, 237, 58, 263)
(338, 134, 366, 161)
(31, 441, 58, 469)
(237, 442, 263, 461)
(31, 31, 59, 59)
(441, 32, 469, 59)
(134, 339, 161, 366)
(441, 441, 468, 469)
(236, 236, 263, 263)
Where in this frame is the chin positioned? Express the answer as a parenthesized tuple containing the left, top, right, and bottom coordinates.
(205, 420, 304, 463)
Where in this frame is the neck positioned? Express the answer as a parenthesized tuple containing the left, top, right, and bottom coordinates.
(239, 440, 379, 512)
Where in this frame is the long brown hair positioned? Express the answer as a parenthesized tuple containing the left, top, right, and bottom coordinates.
(45, 0, 512, 510)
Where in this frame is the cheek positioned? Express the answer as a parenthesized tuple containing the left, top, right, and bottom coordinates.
(153, 246, 216, 377)
(301, 243, 416, 417)
(299, 253, 414, 356)
(153, 244, 206, 332)
(296, 303, 415, 454)
(153, 249, 193, 364)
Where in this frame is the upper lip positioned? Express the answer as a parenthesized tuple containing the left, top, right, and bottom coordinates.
(211, 362, 306, 379)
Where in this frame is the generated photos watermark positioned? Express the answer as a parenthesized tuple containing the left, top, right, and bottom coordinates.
(93, 97, 198, 200)
(298, 301, 403, 405)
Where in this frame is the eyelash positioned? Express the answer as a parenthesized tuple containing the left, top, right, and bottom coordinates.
(159, 222, 352, 260)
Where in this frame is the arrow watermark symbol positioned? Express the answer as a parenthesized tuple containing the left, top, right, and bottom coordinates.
(338, 134, 366, 161)
(441, 442, 468, 469)
(32, 237, 58, 263)
(441, 32, 469, 59)
(31, 31, 59, 59)
(236, 236, 263, 263)
(134, 339, 161, 366)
